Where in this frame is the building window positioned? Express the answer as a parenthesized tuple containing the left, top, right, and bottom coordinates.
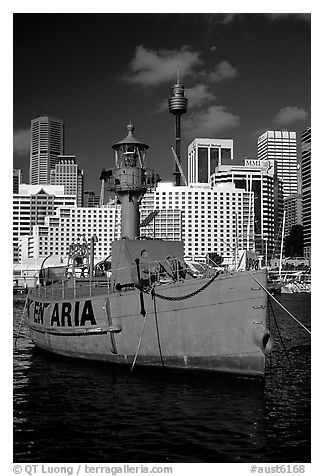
(198, 147, 208, 183)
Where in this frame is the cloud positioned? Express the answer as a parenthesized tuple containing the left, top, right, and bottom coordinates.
(266, 13, 311, 24)
(273, 106, 308, 125)
(222, 14, 238, 25)
(203, 13, 310, 25)
(203, 14, 239, 25)
(186, 84, 216, 109)
(13, 128, 30, 155)
(123, 45, 202, 86)
(207, 60, 237, 82)
(183, 105, 239, 138)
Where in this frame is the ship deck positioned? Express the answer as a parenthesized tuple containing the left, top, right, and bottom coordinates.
(29, 278, 111, 300)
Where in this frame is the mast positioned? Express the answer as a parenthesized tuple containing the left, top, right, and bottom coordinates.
(279, 210, 286, 279)
(100, 122, 160, 240)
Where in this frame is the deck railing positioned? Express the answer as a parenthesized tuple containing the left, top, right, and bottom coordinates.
(33, 278, 111, 300)
(30, 256, 219, 300)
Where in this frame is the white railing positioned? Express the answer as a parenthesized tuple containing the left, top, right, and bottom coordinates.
(31, 255, 220, 300)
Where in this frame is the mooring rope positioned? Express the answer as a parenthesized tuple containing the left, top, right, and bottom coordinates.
(152, 292, 165, 367)
(268, 297, 293, 369)
(14, 295, 28, 348)
(250, 273, 311, 335)
(128, 290, 153, 377)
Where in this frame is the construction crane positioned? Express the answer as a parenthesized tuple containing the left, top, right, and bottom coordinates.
(99, 179, 105, 207)
(171, 147, 188, 186)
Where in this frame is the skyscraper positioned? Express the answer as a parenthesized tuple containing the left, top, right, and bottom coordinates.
(187, 138, 233, 184)
(29, 116, 64, 184)
(301, 127, 311, 259)
(13, 184, 76, 262)
(50, 155, 84, 206)
(210, 158, 283, 258)
(284, 194, 303, 236)
(257, 130, 298, 199)
(13, 168, 23, 193)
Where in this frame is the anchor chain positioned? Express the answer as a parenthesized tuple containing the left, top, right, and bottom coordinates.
(147, 272, 219, 302)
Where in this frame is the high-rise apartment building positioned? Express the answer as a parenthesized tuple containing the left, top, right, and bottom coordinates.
(50, 155, 84, 206)
(19, 181, 254, 265)
(13, 185, 76, 262)
(20, 204, 121, 262)
(29, 116, 64, 184)
(13, 169, 23, 193)
(210, 158, 283, 259)
(19, 205, 183, 263)
(141, 181, 254, 263)
(187, 138, 233, 184)
(301, 127, 311, 259)
(140, 209, 182, 242)
(257, 130, 298, 199)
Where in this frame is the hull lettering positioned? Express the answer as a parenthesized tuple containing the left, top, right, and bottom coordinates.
(50, 300, 97, 327)
(33, 301, 50, 324)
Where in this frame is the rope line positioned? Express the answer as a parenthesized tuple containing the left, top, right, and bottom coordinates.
(153, 292, 165, 367)
(14, 295, 28, 348)
(128, 291, 152, 377)
(267, 299, 272, 369)
(268, 297, 293, 369)
(250, 273, 311, 335)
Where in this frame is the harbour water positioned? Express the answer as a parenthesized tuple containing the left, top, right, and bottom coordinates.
(13, 294, 311, 463)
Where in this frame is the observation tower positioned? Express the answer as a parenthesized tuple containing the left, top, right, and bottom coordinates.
(168, 70, 188, 186)
(100, 122, 160, 240)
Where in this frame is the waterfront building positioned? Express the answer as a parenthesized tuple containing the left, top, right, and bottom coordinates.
(257, 130, 298, 199)
(20, 204, 184, 263)
(13, 184, 76, 263)
(29, 116, 64, 184)
(284, 194, 303, 236)
(84, 190, 100, 207)
(141, 181, 254, 263)
(13, 168, 23, 193)
(187, 138, 233, 184)
(18, 180, 255, 265)
(210, 158, 283, 259)
(50, 155, 84, 206)
(140, 208, 182, 242)
(301, 127, 311, 260)
(20, 204, 121, 263)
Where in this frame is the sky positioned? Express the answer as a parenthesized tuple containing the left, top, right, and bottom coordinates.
(13, 12, 311, 193)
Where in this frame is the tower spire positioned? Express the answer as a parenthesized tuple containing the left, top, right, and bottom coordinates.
(168, 71, 188, 186)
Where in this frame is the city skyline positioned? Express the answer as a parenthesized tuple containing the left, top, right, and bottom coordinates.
(13, 13, 310, 192)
